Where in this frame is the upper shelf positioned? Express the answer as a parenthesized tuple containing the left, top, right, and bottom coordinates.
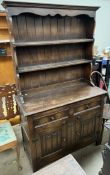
(13, 38, 94, 47)
(18, 59, 91, 73)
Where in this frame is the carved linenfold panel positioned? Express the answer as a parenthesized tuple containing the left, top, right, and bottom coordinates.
(41, 129, 62, 157)
(75, 107, 101, 139)
(67, 121, 77, 146)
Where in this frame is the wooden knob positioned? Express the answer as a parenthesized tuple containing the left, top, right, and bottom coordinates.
(86, 105, 89, 109)
(50, 116, 55, 121)
(47, 135, 51, 138)
(69, 109, 74, 116)
(62, 120, 66, 125)
(63, 138, 66, 142)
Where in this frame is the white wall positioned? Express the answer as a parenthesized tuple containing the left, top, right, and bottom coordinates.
(0, 0, 110, 53)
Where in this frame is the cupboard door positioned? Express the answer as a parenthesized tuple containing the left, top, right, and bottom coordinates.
(75, 106, 101, 141)
(38, 128, 63, 158)
(33, 117, 68, 168)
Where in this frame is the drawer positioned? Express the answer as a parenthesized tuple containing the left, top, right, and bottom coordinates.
(74, 96, 102, 114)
(34, 115, 68, 134)
(33, 96, 102, 127)
(74, 105, 101, 119)
(33, 106, 70, 127)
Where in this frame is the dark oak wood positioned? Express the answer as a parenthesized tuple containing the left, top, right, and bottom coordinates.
(18, 60, 91, 73)
(4, 1, 106, 172)
(13, 39, 94, 47)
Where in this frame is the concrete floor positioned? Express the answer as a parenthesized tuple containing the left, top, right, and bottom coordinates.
(0, 124, 109, 175)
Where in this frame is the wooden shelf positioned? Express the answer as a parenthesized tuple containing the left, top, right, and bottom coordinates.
(0, 40, 10, 44)
(0, 55, 12, 58)
(13, 39, 94, 47)
(0, 13, 6, 17)
(18, 59, 91, 73)
(0, 26, 8, 29)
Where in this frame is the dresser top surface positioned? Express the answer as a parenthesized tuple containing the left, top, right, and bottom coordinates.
(16, 82, 106, 116)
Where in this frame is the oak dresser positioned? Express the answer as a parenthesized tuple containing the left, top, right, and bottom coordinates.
(3, 1, 106, 172)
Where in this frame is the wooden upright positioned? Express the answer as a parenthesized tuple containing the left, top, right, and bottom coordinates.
(0, 11, 15, 85)
(4, 1, 106, 172)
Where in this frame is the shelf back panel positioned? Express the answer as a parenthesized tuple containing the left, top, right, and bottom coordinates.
(12, 14, 94, 42)
(19, 64, 89, 91)
(16, 43, 92, 67)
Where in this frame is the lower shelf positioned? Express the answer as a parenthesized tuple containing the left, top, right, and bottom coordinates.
(18, 59, 91, 73)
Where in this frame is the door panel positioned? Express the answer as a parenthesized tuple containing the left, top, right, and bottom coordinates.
(75, 106, 101, 140)
(66, 119, 78, 150)
(34, 117, 67, 162)
(40, 129, 62, 157)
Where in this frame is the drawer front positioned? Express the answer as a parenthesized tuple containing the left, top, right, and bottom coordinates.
(33, 107, 69, 128)
(34, 115, 68, 134)
(33, 96, 102, 128)
(30, 96, 102, 142)
(74, 96, 102, 114)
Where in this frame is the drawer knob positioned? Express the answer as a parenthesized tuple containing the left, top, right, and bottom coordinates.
(47, 135, 51, 138)
(86, 105, 89, 109)
(62, 120, 66, 125)
(63, 138, 66, 142)
(69, 109, 74, 116)
(50, 116, 55, 121)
